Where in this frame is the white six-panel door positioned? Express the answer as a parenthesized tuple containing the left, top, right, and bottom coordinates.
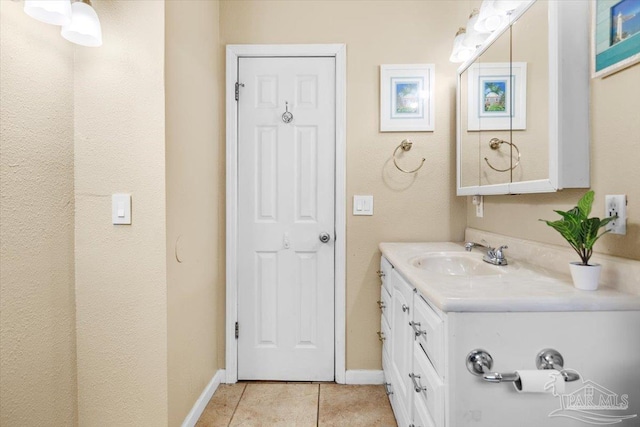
(237, 57, 336, 380)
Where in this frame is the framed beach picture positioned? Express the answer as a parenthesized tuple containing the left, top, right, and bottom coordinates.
(467, 62, 527, 131)
(380, 64, 435, 132)
(592, 0, 640, 78)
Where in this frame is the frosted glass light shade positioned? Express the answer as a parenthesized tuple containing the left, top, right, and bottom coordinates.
(61, 1, 102, 47)
(462, 9, 490, 49)
(450, 28, 474, 63)
(475, 0, 508, 33)
(24, 0, 72, 26)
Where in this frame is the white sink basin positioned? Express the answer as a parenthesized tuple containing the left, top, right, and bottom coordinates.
(410, 252, 508, 276)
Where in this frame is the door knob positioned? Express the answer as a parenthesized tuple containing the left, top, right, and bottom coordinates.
(319, 232, 331, 243)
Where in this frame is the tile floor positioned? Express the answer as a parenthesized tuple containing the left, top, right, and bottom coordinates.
(195, 382, 397, 426)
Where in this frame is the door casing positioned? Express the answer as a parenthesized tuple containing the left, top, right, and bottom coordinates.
(225, 44, 347, 384)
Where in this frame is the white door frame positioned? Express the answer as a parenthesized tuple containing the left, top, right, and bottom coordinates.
(225, 44, 347, 384)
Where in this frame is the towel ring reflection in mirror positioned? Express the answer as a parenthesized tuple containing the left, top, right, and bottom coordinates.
(393, 139, 426, 174)
(484, 138, 520, 172)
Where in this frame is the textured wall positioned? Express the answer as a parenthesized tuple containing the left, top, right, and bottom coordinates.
(0, 2, 78, 426)
(165, 1, 223, 425)
(467, 56, 640, 265)
(73, 1, 168, 425)
(220, 0, 468, 370)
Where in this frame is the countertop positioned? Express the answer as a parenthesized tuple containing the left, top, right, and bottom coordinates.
(379, 242, 640, 312)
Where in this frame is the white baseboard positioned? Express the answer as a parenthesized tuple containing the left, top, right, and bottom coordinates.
(345, 369, 384, 385)
(181, 369, 226, 427)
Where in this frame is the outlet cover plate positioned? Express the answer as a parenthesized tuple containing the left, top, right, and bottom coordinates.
(605, 194, 626, 235)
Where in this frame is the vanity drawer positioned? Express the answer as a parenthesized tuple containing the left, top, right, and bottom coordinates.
(380, 285, 391, 329)
(379, 256, 393, 295)
(412, 343, 445, 427)
(413, 294, 444, 377)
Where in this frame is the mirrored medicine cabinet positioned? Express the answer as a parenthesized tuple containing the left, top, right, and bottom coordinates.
(457, 0, 591, 196)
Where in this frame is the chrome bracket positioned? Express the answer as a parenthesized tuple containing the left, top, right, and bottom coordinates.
(466, 349, 493, 376)
(536, 348, 580, 382)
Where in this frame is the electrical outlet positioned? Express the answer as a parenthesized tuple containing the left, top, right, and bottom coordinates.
(605, 194, 626, 235)
(472, 195, 483, 218)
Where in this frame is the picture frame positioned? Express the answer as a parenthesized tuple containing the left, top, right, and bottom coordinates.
(380, 64, 435, 132)
(467, 62, 527, 131)
(592, 0, 640, 78)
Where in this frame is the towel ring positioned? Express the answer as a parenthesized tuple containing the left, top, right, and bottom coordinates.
(393, 140, 425, 174)
(484, 138, 520, 172)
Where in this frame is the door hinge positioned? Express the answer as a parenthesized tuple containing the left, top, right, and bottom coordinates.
(235, 321, 239, 339)
(235, 82, 244, 101)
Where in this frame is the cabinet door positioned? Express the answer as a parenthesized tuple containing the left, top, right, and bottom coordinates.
(390, 270, 414, 424)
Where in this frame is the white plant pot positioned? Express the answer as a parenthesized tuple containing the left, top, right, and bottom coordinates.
(569, 262, 602, 291)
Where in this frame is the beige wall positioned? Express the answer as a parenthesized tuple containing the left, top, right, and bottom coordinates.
(73, 1, 168, 425)
(220, 0, 468, 370)
(468, 64, 640, 264)
(0, 2, 78, 426)
(165, 1, 223, 425)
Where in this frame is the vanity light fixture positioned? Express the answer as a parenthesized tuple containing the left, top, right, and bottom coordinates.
(61, 0, 102, 47)
(492, 0, 528, 13)
(24, 0, 72, 26)
(449, 28, 474, 63)
(462, 9, 490, 49)
(474, 0, 509, 33)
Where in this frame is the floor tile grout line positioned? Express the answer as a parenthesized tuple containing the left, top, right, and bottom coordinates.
(316, 383, 321, 427)
(227, 383, 248, 427)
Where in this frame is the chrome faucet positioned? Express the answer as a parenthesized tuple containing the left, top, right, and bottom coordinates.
(464, 240, 509, 266)
(464, 241, 490, 252)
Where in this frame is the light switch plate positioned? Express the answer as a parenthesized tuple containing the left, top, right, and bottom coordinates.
(112, 194, 131, 225)
(353, 195, 373, 216)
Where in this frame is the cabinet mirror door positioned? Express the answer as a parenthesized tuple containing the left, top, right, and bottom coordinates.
(475, 29, 512, 188)
(458, 24, 512, 193)
(510, 0, 549, 185)
(458, 64, 480, 189)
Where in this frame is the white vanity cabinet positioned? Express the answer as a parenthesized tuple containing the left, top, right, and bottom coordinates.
(379, 252, 640, 427)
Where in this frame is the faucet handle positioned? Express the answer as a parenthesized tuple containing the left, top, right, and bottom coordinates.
(495, 245, 508, 259)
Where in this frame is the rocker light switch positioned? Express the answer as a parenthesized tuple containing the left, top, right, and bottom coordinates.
(112, 194, 131, 225)
(353, 195, 373, 216)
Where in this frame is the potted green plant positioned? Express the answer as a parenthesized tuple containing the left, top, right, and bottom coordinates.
(540, 191, 617, 290)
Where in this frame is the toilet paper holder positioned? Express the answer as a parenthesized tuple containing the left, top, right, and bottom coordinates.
(466, 348, 580, 383)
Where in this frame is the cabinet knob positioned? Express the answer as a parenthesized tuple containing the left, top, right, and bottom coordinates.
(377, 331, 386, 342)
(376, 270, 386, 278)
(377, 300, 386, 310)
(402, 304, 409, 313)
